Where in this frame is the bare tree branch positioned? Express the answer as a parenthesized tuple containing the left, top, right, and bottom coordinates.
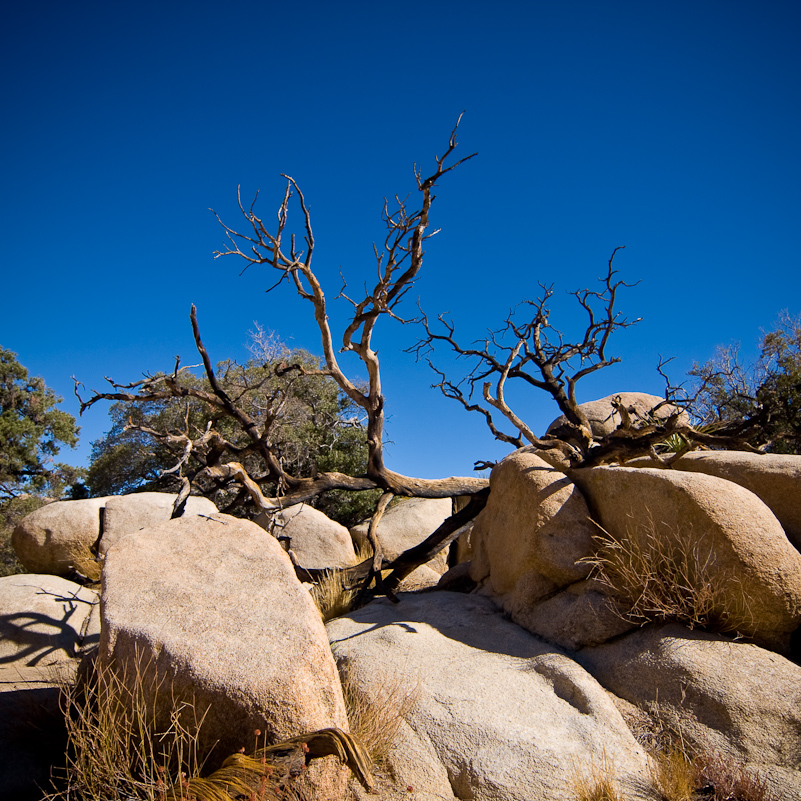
(79, 117, 487, 596)
(415, 245, 766, 468)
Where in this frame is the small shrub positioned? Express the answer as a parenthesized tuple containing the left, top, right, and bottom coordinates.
(0, 524, 24, 576)
(650, 748, 777, 801)
(582, 511, 755, 636)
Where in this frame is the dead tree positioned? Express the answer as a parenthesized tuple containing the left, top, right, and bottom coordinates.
(76, 116, 488, 595)
(414, 247, 769, 470)
(208, 116, 483, 501)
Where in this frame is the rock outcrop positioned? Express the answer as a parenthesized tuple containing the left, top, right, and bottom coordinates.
(12, 492, 219, 574)
(350, 497, 453, 574)
(470, 450, 596, 592)
(328, 591, 652, 801)
(578, 622, 801, 799)
(12, 496, 110, 575)
(667, 450, 801, 551)
(100, 513, 349, 797)
(468, 451, 631, 649)
(546, 391, 683, 439)
(99, 491, 218, 555)
(9, 422, 801, 801)
(0, 573, 99, 674)
(571, 465, 801, 652)
(0, 574, 100, 801)
(257, 504, 358, 569)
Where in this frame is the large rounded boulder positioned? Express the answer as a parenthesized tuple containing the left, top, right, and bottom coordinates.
(12, 496, 111, 575)
(470, 450, 596, 593)
(350, 496, 453, 574)
(100, 513, 349, 797)
(571, 465, 801, 652)
(99, 491, 218, 555)
(257, 504, 358, 569)
(577, 623, 801, 799)
(467, 451, 625, 649)
(328, 592, 652, 801)
(12, 493, 219, 575)
(546, 391, 684, 440)
(668, 450, 801, 550)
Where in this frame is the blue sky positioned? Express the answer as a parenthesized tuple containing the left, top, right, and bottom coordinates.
(2, 1, 800, 481)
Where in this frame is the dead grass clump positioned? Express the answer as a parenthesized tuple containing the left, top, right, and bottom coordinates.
(693, 752, 774, 801)
(337, 659, 419, 767)
(62, 540, 102, 583)
(46, 652, 211, 800)
(649, 748, 776, 801)
(570, 754, 624, 801)
(310, 570, 360, 623)
(309, 540, 377, 623)
(582, 511, 755, 636)
(621, 702, 780, 801)
(650, 747, 697, 801)
(46, 651, 349, 801)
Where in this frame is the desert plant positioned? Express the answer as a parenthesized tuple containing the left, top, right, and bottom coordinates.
(47, 652, 371, 800)
(693, 752, 775, 801)
(309, 539, 375, 622)
(172, 728, 372, 801)
(648, 747, 778, 801)
(649, 746, 697, 801)
(0, 524, 24, 576)
(570, 753, 624, 801)
(46, 652, 211, 800)
(582, 511, 755, 636)
(337, 659, 419, 767)
(61, 539, 102, 583)
(309, 570, 361, 623)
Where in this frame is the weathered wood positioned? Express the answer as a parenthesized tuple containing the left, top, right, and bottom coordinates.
(381, 487, 490, 593)
(294, 488, 490, 601)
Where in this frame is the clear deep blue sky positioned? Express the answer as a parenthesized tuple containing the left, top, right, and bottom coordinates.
(2, 1, 800, 480)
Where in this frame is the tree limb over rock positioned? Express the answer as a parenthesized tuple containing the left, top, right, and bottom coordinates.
(414, 248, 772, 469)
(76, 117, 488, 597)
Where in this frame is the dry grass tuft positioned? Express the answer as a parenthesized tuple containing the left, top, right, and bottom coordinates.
(309, 541, 376, 623)
(582, 511, 755, 636)
(337, 659, 419, 767)
(310, 570, 360, 623)
(649, 747, 697, 801)
(62, 540, 102, 583)
(570, 754, 623, 801)
(46, 651, 211, 800)
(46, 652, 366, 800)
